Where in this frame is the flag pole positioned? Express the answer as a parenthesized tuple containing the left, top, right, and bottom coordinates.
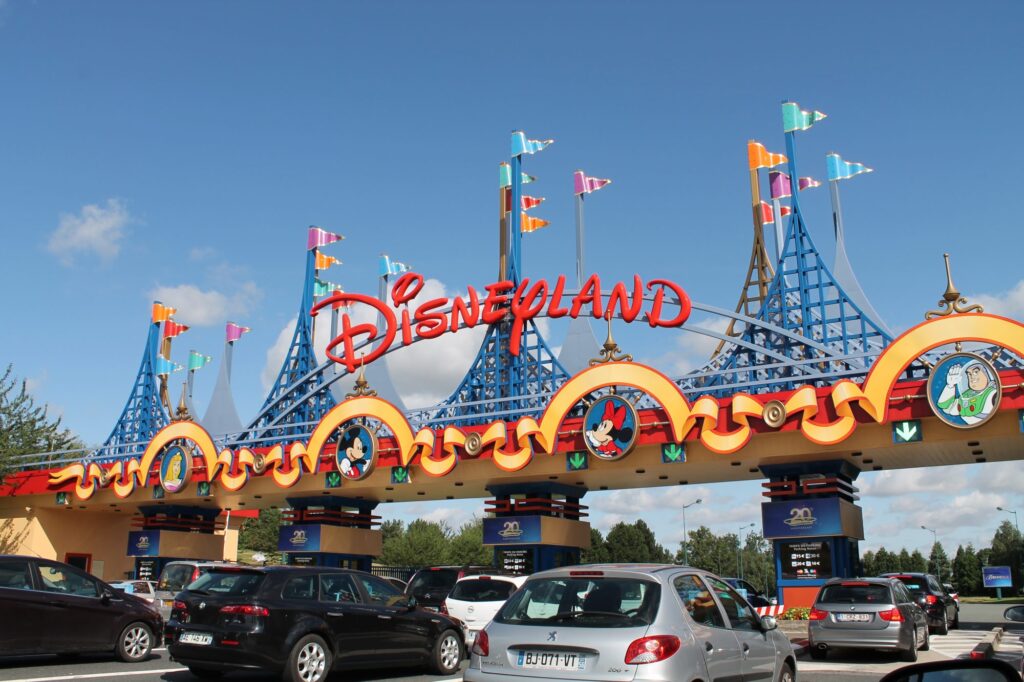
(574, 192, 585, 289)
(771, 198, 785, 263)
(510, 152, 523, 284)
(159, 331, 173, 416)
(829, 173, 845, 245)
(499, 163, 509, 280)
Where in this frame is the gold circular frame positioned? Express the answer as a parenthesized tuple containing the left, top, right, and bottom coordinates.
(925, 351, 1002, 430)
(335, 423, 378, 480)
(582, 395, 640, 461)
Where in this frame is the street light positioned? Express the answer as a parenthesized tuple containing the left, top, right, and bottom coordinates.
(737, 523, 755, 580)
(922, 525, 940, 581)
(997, 507, 1019, 533)
(680, 498, 702, 566)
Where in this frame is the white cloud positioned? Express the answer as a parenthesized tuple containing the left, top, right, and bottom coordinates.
(189, 247, 216, 262)
(972, 280, 1024, 319)
(859, 468, 969, 498)
(149, 281, 262, 327)
(641, 317, 731, 374)
(48, 199, 131, 265)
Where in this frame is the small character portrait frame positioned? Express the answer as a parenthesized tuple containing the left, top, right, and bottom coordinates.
(582, 394, 639, 461)
(335, 423, 378, 480)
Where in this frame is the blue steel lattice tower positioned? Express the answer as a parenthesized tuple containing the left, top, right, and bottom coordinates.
(433, 136, 569, 426)
(95, 313, 169, 460)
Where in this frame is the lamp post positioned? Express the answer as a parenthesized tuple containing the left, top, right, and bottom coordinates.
(681, 499, 702, 566)
(737, 523, 755, 580)
(922, 525, 940, 581)
(997, 507, 1021, 589)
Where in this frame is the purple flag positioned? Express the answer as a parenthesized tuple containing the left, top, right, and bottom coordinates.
(307, 226, 344, 250)
(768, 171, 792, 200)
(226, 322, 251, 343)
(573, 170, 612, 195)
(799, 177, 822, 191)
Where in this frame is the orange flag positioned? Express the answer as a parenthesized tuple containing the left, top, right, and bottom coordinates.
(748, 141, 787, 171)
(315, 251, 341, 270)
(152, 302, 176, 323)
(520, 214, 550, 233)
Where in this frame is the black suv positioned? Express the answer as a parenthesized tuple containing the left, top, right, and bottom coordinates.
(167, 565, 464, 682)
(881, 572, 959, 634)
(405, 566, 509, 611)
(0, 555, 162, 661)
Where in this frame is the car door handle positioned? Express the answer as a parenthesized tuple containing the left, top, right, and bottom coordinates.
(742, 643, 750, 655)
(327, 612, 344, 617)
(377, 614, 393, 620)
(47, 600, 68, 607)
(705, 641, 714, 653)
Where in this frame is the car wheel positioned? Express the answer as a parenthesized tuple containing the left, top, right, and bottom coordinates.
(934, 616, 949, 636)
(900, 627, 919, 662)
(431, 629, 462, 675)
(952, 609, 960, 629)
(116, 622, 153, 662)
(809, 646, 827, 661)
(188, 667, 224, 679)
(778, 661, 795, 682)
(920, 626, 930, 651)
(284, 634, 331, 682)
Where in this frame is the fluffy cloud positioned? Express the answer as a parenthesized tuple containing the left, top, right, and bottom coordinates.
(859, 468, 969, 498)
(149, 281, 262, 327)
(48, 199, 131, 265)
(971, 280, 1024, 319)
(641, 317, 731, 374)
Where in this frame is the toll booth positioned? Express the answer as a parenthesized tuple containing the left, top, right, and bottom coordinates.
(277, 496, 382, 571)
(760, 462, 865, 609)
(482, 483, 590, 574)
(126, 506, 230, 580)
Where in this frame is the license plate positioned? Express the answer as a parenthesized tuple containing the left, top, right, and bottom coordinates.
(836, 613, 871, 622)
(163, 600, 174, 608)
(516, 650, 586, 671)
(179, 632, 213, 645)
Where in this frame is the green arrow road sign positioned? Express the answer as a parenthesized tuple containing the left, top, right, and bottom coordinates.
(197, 481, 211, 497)
(325, 471, 342, 489)
(892, 420, 922, 443)
(391, 466, 410, 484)
(566, 451, 588, 471)
(1019, 410, 1023, 433)
(661, 443, 686, 463)
(152, 485, 166, 499)
(55, 492, 68, 506)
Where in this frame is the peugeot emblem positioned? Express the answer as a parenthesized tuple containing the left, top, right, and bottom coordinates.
(547, 631, 557, 642)
(199, 602, 206, 610)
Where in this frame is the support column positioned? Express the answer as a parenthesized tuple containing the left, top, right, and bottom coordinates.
(278, 496, 382, 572)
(127, 505, 232, 581)
(483, 483, 591, 573)
(759, 461, 864, 610)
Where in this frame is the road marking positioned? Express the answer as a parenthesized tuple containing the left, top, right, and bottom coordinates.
(6, 668, 182, 682)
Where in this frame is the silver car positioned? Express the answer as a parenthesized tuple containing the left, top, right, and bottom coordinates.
(808, 577, 929, 661)
(464, 564, 796, 682)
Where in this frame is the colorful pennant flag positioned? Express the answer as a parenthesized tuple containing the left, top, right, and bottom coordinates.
(307, 226, 344, 251)
(573, 170, 612, 195)
(151, 302, 177, 323)
(511, 131, 553, 157)
(313, 278, 345, 298)
(188, 351, 212, 372)
(520, 213, 550, 233)
(769, 171, 792, 200)
(799, 177, 822, 191)
(154, 356, 183, 376)
(759, 202, 792, 224)
(521, 195, 545, 210)
(315, 251, 342, 270)
(782, 101, 827, 133)
(378, 255, 411, 279)
(226, 322, 251, 343)
(163, 321, 190, 339)
(827, 153, 873, 182)
(748, 141, 787, 170)
(498, 164, 535, 188)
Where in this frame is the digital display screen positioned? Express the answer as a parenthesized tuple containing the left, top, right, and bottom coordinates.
(780, 540, 832, 580)
(497, 547, 533, 574)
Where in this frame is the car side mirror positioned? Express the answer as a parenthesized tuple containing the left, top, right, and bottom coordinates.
(101, 589, 114, 603)
(879, 659, 1020, 682)
(1004, 605, 1024, 622)
(404, 596, 417, 610)
(759, 615, 778, 631)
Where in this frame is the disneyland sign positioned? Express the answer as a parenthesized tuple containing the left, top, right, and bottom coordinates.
(311, 272, 692, 372)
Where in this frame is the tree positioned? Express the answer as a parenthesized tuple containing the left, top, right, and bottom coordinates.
(873, 547, 900, 574)
(238, 507, 283, 554)
(381, 519, 404, 546)
(0, 365, 82, 482)
(380, 519, 450, 567)
(989, 521, 1023, 589)
(582, 527, 610, 564)
(861, 550, 876, 577)
(898, 549, 913, 572)
(681, 526, 738, 576)
(952, 544, 982, 596)
(447, 518, 492, 566)
(928, 542, 950, 582)
(605, 520, 671, 563)
(909, 549, 929, 573)
(740, 533, 774, 593)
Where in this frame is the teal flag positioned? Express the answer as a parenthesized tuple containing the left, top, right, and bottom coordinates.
(188, 351, 211, 372)
(827, 153, 873, 181)
(782, 101, 827, 133)
(498, 165, 535, 188)
(314, 278, 344, 297)
(154, 356, 182, 375)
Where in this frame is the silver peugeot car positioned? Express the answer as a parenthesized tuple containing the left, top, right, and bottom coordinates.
(464, 564, 796, 682)
(808, 577, 929, 661)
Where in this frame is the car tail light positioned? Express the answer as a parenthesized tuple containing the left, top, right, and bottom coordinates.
(173, 600, 188, 612)
(440, 601, 449, 615)
(569, 571, 604, 577)
(624, 635, 681, 664)
(808, 608, 828, 620)
(220, 604, 269, 617)
(925, 594, 939, 605)
(878, 608, 904, 622)
(471, 629, 489, 657)
(190, 567, 201, 584)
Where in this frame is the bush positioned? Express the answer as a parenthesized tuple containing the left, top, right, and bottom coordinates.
(778, 607, 810, 620)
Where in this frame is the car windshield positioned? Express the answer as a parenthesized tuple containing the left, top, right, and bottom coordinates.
(819, 584, 891, 604)
(495, 577, 659, 628)
(449, 579, 518, 602)
(409, 570, 458, 595)
(187, 569, 265, 596)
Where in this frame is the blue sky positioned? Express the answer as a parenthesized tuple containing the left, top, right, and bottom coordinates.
(2, 1, 1023, 559)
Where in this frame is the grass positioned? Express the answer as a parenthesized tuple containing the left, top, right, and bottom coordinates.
(959, 596, 1024, 604)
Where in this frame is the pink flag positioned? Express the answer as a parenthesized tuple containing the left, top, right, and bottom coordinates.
(226, 322, 251, 343)
(799, 177, 822, 190)
(573, 170, 612, 195)
(307, 226, 344, 250)
(769, 171, 792, 200)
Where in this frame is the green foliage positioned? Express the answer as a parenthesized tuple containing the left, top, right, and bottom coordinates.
(928, 542, 951, 582)
(778, 607, 810, 620)
(380, 518, 452, 567)
(0, 365, 83, 481)
(448, 518, 492, 566)
(989, 521, 1023, 589)
(582, 527, 611, 564)
(953, 544, 982, 595)
(605, 519, 672, 563)
(909, 549, 928, 573)
(238, 507, 283, 553)
(679, 526, 739, 576)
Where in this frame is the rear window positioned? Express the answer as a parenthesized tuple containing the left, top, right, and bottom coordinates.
(408, 569, 459, 595)
(892, 577, 927, 595)
(495, 577, 659, 628)
(158, 564, 199, 592)
(819, 584, 891, 604)
(187, 569, 266, 597)
(449, 579, 518, 602)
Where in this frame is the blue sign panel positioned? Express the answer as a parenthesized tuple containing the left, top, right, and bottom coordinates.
(762, 498, 843, 539)
(127, 530, 160, 557)
(278, 524, 322, 553)
(983, 565, 1013, 588)
(483, 516, 542, 545)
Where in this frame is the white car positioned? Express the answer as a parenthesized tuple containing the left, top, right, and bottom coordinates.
(443, 574, 527, 646)
(109, 580, 158, 603)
